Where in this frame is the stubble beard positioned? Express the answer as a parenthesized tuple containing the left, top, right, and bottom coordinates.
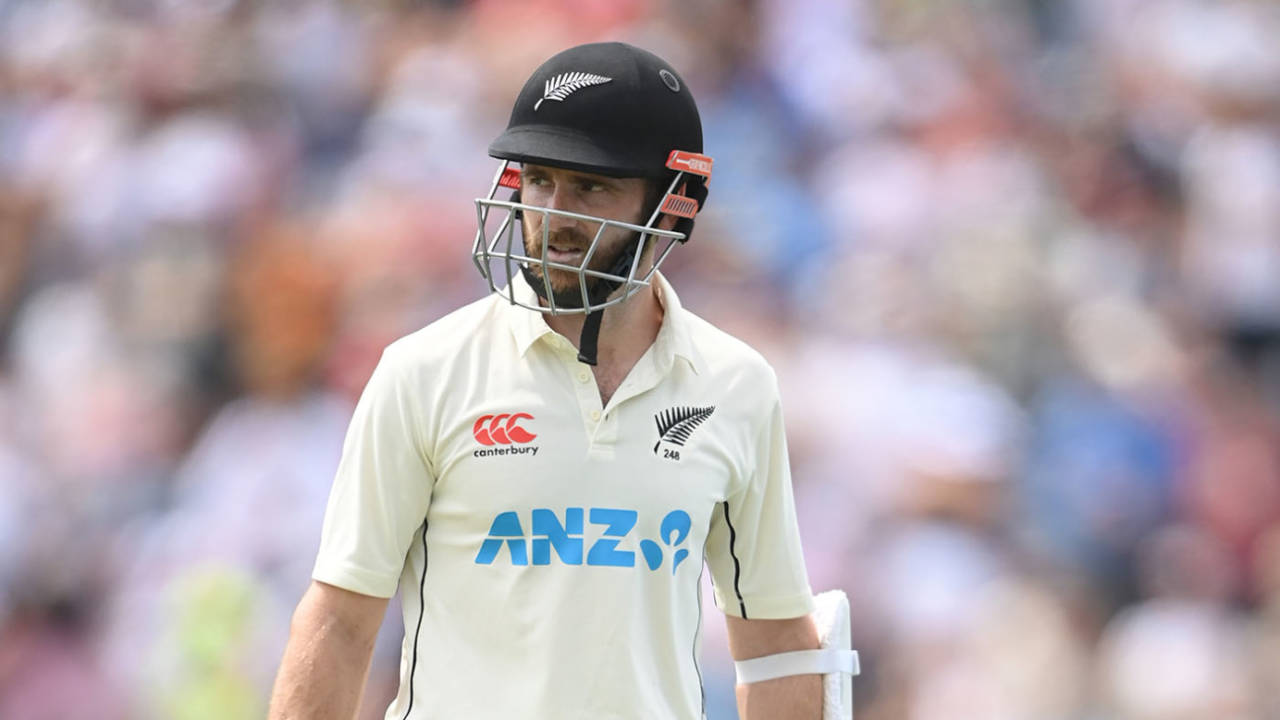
(522, 225, 638, 309)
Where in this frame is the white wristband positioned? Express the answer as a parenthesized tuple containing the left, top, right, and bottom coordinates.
(734, 648, 859, 684)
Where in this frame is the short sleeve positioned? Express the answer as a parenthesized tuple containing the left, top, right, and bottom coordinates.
(704, 381, 815, 619)
(312, 345, 434, 598)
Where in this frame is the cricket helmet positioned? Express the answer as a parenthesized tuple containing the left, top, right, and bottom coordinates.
(472, 42, 713, 363)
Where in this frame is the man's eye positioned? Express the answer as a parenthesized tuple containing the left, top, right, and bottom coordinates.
(524, 175, 548, 186)
(582, 181, 606, 192)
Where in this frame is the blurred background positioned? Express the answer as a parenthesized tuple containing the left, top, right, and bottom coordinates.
(2, 0, 1279, 718)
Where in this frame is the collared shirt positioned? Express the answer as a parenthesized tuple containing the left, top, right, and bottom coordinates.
(313, 272, 814, 720)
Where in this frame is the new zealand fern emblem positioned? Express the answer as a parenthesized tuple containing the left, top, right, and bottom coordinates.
(654, 406, 716, 455)
(535, 72, 613, 111)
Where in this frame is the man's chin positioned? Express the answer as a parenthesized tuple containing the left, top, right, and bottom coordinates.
(524, 265, 597, 309)
(545, 281, 596, 309)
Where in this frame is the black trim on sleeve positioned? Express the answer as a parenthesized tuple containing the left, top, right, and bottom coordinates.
(694, 545, 707, 715)
(402, 520, 429, 720)
(721, 502, 747, 619)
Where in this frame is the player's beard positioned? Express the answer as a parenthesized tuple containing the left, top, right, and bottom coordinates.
(522, 225, 639, 309)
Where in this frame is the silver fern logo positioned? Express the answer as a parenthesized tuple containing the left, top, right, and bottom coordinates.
(654, 406, 715, 455)
(534, 72, 612, 111)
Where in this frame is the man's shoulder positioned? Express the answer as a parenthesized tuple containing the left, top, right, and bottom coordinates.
(679, 308, 778, 389)
(381, 293, 502, 368)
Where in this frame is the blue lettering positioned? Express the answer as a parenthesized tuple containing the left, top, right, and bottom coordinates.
(661, 510, 691, 546)
(646, 511, 693, 573)
(475, 511, 528, 565)
(587, 508, 637, 567)
(639, 539, 663, 570)
(476, 507, 693, 571)
(671, 548, 689, 573)
(532, 507, 583, 565)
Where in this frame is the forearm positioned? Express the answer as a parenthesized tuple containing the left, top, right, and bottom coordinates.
(726, 614, 823, 720)
(736, 673, 822, 719)
(268, 590, 380, 719)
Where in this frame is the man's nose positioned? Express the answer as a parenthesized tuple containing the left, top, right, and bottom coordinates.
(543, 186, 578, 233)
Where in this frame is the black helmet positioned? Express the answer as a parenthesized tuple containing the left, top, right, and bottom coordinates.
(473, 42, 713, 366)
(489, 42, 704, 180)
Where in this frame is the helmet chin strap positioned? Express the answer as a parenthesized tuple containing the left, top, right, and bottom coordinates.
(576, 309, 606, 367)
(519, 238, 642, 366)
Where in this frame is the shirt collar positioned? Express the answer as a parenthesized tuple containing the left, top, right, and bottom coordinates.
(502, 270, 702, 374)
(651, 271, 702, 375)
(505, 271, 559, 357)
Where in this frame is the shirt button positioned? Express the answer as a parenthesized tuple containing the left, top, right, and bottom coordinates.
(577, 371, 590, 383)
(590, 410, 601, 421)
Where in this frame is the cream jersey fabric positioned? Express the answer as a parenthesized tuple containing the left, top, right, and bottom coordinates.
(313, 272, 814, 720)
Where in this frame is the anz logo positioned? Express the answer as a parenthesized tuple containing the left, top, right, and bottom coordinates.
(475, 508, 692, 574)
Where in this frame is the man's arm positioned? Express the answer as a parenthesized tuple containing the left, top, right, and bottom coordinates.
(726, 614, 822, 720)
(269, 580, 390, 720)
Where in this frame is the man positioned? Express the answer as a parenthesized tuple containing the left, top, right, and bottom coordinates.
(269, 42, 826, 719)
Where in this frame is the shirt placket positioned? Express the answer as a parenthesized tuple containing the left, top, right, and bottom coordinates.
(598, 346, 675, 454)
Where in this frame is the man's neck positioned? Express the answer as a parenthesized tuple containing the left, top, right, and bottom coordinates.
(543, 284, 664, 372)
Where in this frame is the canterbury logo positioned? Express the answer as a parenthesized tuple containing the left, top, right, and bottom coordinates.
(474, 413, 537, 445)
(653, 406, 715, 454)
(534, 72, 612, 111)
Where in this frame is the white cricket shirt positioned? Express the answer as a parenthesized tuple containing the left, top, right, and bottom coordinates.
(313, 272, 814, 720)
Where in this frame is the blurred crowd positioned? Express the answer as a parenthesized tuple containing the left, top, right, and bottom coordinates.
(1, 0, 1279, 718)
